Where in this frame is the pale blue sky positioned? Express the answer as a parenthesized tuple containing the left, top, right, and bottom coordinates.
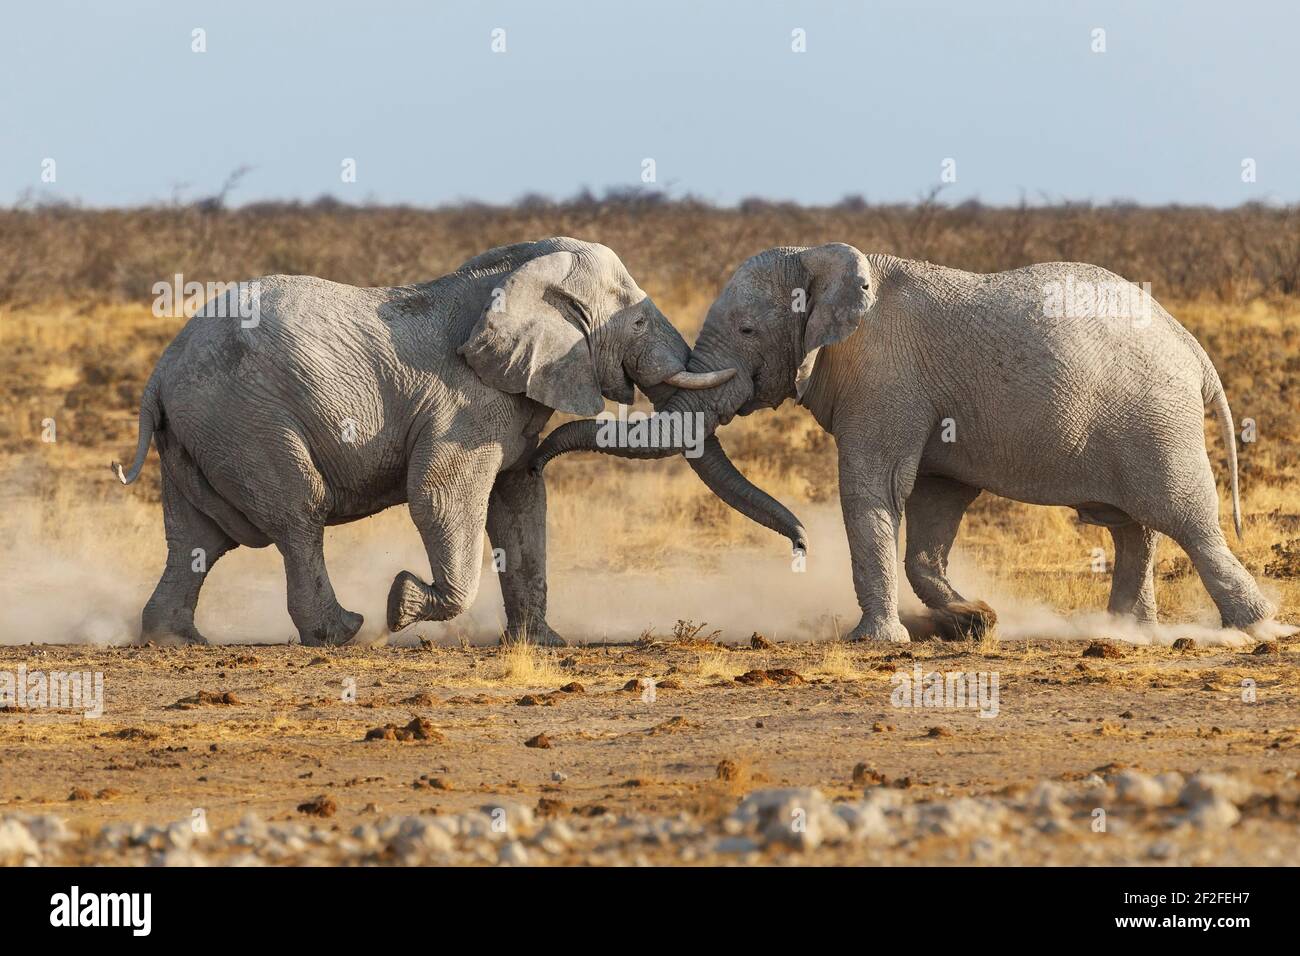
(3, 0, 1296, 207)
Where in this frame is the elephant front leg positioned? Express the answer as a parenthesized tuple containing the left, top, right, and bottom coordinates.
(842, 493, 911, 643)
(903, 476, 996, 640)
(486, 467, 566, 646)
(839, 448, 921, 643)
(388, 445, 499, 633)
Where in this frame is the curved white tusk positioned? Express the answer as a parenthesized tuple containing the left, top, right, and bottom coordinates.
(662, 368, 737, 390)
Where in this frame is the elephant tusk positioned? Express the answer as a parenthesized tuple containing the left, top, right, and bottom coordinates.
(661, 368, 736, 390)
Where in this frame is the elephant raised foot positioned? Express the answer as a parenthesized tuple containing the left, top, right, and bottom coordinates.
(929, 600, 997, 642)
(299, 607, 365, 647)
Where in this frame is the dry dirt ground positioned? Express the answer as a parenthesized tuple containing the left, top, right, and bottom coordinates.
(2, 636, 1297, 866)
(2, 218, 1298, 867)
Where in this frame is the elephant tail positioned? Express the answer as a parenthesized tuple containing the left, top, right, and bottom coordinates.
(1202, 365, 1243, 541)
(111, 374, 161, 485)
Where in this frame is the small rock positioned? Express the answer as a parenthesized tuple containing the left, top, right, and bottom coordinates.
(734, 668, 805, 686)
(1112, 770, 1168, 807)
(296, 795, 337, 818)
(536, 797, 568, 817)
(525, 733, 552, 749)
(714, 835, 760, 855)
(1179, 773, 1252, 807)
(1082, 641, 1124, 659)
(1186, 796, 1240, 830)
(365, 717, 444, 742)
(499, 841, 530, 865)
(716, 759, 742, 781)
(852, 763, 884, 786)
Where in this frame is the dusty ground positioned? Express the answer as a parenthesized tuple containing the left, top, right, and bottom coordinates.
(2, 636, 1297, 865)
(2, 210, 1298, 866)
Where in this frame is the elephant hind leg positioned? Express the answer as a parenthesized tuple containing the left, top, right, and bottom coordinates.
(1165, 522, 1274, 630)
(1130, 466, 1274, 630)
(903, 476, 995, 640)
(1106, 522, 1159, 624)
(142, 472, 237, 645)
(278, 525, 364, 646)
(236, 429, 364, 646)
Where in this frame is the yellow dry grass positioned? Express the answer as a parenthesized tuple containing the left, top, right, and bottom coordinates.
(490, 639, 564, 688)
(1, 211, 1297, 645)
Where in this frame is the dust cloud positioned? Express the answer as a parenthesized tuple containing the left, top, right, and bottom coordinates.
(0, 497, 1260, 648)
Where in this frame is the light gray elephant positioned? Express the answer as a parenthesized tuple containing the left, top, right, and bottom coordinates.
(535, 244, 1292, 643)
(112, 237, 731, 647)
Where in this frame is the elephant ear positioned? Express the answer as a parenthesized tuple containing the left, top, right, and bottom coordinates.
(795, 243, 874, 402)
(458, 251, 605, 416)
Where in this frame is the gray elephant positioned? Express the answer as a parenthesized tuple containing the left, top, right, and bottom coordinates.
(112, 237, 728, 646)
(534, 243, 1292, 643)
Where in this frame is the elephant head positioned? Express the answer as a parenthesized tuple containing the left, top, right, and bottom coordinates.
(458, 238, 733, 415)
(531, 243, 875, 552)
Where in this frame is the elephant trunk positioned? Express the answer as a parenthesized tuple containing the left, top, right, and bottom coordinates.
(530, 387, 807, 553)
(687, 437, 807, 552)
(529, 390, 697, 472)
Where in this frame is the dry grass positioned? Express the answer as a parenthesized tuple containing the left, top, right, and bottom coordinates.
(5, 197, 1300, 310)
(0, 202, 1297, 645)
(691, 649, 735, 681)
(812, 642, 862, 680)
(489, 640, 564, 688)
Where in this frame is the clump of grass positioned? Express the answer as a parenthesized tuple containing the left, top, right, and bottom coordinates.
(976, 626, 1001, 657)
(814, 642, 861, 680)
(691, 648, 733, 680)
(492, 639, 562, 687)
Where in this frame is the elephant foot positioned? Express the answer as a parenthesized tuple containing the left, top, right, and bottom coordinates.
(1110, 607, 1159, 628)
(300, 608, 365, 647)
(387, 571, 431, 632)
(846, 616, 911, 644)
(502, 620, 567, 647)
(141, 609, 210, 646)
(1246, 618, 1299, 641)
(930, 600, 997, 642)
(140, 626, 210, 647)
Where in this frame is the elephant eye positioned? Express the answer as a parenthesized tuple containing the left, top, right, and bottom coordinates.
(739, 324, 756, 336)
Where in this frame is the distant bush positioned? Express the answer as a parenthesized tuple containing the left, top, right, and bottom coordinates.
(2, 192, 1299, 308)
